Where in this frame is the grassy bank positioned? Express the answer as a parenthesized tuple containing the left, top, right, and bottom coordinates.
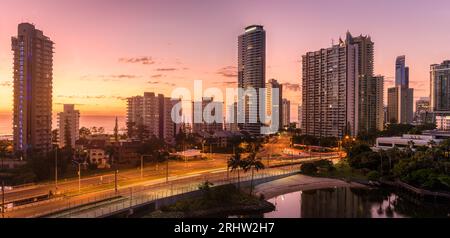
(145, 183, 274, 218)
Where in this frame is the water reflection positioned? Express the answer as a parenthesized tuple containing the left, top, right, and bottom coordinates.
(264, 187, 450, 218)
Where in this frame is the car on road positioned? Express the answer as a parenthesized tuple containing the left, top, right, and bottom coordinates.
(2, 186, 13, 191)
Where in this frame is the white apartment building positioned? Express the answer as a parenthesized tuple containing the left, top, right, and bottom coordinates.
(302, 35, 359, 138)
(57, 104, 80, 148)
(266, 79, 282, 131)
(436, 115, 450, 131)
(127, 92, 179, 142)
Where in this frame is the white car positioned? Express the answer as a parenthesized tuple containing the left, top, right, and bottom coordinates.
(2, 186, 13, 191)
(0, 203, 14, 212)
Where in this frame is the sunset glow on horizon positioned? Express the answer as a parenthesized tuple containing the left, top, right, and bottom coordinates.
(1, 0, 449, 118)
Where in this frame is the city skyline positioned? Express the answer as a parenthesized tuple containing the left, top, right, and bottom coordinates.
(1, 1, 450, 221)
(0, 0, 449, 121)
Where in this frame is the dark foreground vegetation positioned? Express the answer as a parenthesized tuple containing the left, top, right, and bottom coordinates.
(146, 183, 274, 218)
(300, 139, 450, 192)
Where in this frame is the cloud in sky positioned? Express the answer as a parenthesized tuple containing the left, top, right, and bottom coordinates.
(54, 102, 85, 106)
(119, 56, 154, 65)
(283, 83, 300, 92)
(156, 68, 178, 72)
(57, 95, 127, 101)
(148, 80, 176, 87)
(216, 66, 237, 78)
(80, 74, 141, 82)
(383, 76, 395, 85)
(213, 80, 237, 87)
(108, 74, 140, 79)
(151, 74, 164, 78)
(410, 82, 428, 92)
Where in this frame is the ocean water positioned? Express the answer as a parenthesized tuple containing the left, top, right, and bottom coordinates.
(0, 114, 126, 135)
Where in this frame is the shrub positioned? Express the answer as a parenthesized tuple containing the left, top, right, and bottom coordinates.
(313, 159, 334, 171)
(210, 184, 236, 204)
(198, 181, 214, 199)
(301, 163, 318, 175)
(348, 151, 380, 170)
(367, 171, 380, 181)
(348, 143, 372, 157)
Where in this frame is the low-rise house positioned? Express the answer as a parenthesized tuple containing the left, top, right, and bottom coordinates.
(86, 140, 110, 169)
(88, 148, 109, 169)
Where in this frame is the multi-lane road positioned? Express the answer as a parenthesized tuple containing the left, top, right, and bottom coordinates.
(1, 133, 341, 218)
(3, 155, 230, 204)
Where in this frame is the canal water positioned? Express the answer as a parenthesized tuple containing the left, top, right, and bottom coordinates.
(263, 187, 450, 218)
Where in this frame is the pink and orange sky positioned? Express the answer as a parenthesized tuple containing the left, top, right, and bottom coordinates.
(0, 0, 449, 118)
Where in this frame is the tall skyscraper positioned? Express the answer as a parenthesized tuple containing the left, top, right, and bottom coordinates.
(238, 25, 265, 135)
(225, 102, 239, 132)
(345, 33, 379, 134)
(142, 92, 161, 138)
(387, 56, 414, 124)
(387, 86, 414, 124)
(266, 79, 282, 132)
(297, 105, 302, 129)
(302, 34, 359, 138)
(12, 23, 54, 155)
(57, 104, 80, 148)
(192, 97, 223, 134)
(127, 92, 179, 142)
(415, 97, 431, 124)
(126, 96, 144, 138)
(162, 97, 181, 143)
(395, 56, 409, 87)
(282, 99, 291, 128)
(373, 76, 385, 130)
(430, 60, 450, 112)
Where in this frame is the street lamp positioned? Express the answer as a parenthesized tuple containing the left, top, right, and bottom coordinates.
(114, 169, 119, 194)
(78, 163, 81, 193)
(73, 161, 82, 193)
(140, 155, 144, 179)
(210, 140, 213, 160)
(50, 132, 59, 194)
(166, 159, 169, 183)
(1, 180, 4, 218)
(55, 147, 58, 193)
(139, 154, 155, 180)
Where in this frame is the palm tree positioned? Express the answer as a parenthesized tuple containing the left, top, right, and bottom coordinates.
(242, 141, 265, 194)
(242, 155, 265, 195)
(228, 151, 244, 190)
